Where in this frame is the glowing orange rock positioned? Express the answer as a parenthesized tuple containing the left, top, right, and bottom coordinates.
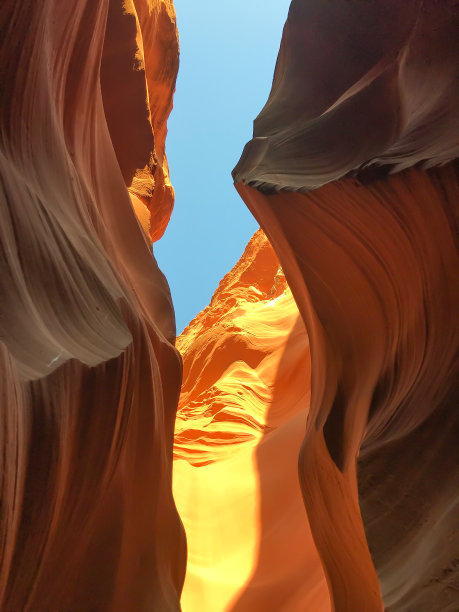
(174, 231, 330, 612)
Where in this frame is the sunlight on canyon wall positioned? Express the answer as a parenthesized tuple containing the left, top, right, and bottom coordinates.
(174, 230, 330, 612)
(1, 0, 458, 611)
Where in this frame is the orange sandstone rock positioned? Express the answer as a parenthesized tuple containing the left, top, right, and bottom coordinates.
(234, 2, 459, 611)
(101, 0, 179, 242)
(174, 231, 330, 612)
(0, 1, 184, 610)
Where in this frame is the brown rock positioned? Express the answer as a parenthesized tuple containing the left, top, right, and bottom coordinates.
(235, 2, 459, 610)
(0, 1, 184, 610)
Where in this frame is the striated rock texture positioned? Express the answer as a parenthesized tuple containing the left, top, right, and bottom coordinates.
(0, 1, 185, 610)
(234, 1, 459, 611)
(102, 0, 179, 241)
(174, 230, 330, 612)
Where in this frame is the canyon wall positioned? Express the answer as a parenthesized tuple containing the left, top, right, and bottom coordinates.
(174, 230, 330, 612)
(0, 1, 185, 610)
(2, 0, 457, 610)
(234, 1, 458, 611)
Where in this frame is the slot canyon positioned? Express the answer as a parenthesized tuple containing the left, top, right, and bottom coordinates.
(1, 1, 458, 611)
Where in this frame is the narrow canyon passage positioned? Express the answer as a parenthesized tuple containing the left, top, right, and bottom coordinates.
(173, 231, 330, 611)
(1, 1, 458, 611)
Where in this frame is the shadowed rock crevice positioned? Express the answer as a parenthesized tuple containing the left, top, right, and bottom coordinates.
(0, 2, 185, 610)
(101, 0, 154, 185)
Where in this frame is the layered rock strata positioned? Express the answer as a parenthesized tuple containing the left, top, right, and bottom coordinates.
(2, 0, 458, 610)
(234, 1, 459, 611)
(174, 230, 330, 612)
(0, 1, 185, 610)
(101, 0, 178, 242)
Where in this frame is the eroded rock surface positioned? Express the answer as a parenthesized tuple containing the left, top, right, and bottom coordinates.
(0, 2, 185, 610)
(174, 230, 330, 612)
(2, 0, 458, 610)
(234, 2, 459, 611)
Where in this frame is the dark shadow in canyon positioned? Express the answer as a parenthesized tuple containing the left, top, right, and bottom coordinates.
(358, 383, 459, 611)
(101, 0, 153, 185)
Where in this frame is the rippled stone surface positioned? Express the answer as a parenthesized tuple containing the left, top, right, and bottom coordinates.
(0, 2, 185, 610)
(235, 2, 458, 610)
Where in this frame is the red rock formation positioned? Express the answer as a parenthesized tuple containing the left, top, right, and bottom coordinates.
(0, 1, 185, 610)
(234, 2, 459, 611)
(174, 231, 330, 612)
(3, 0, 457, 609)
(101, 0, 179, 241)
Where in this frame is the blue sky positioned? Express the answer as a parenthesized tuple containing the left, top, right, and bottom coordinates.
(154, 0, 291, 334)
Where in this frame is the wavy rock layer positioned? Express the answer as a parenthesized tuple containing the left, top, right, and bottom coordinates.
(174, 231, 330, 612)
(235, 2, 459, 611)
(233, 0, 458, 191)
(102, 0, 179, 241)
(0, 2, 185, 610)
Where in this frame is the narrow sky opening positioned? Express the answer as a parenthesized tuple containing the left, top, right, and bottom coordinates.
(154, 0, 291, 334)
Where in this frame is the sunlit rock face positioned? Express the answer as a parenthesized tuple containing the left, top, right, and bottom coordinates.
(174, 230, 330, 612)
(234, 1, 459, 611)
(0, 1, 185, 610)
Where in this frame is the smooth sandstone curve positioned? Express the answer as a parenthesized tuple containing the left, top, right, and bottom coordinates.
(0, 1, 185, 610)
(234, 1, 459, 610)
(174, 230, 330, 612)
